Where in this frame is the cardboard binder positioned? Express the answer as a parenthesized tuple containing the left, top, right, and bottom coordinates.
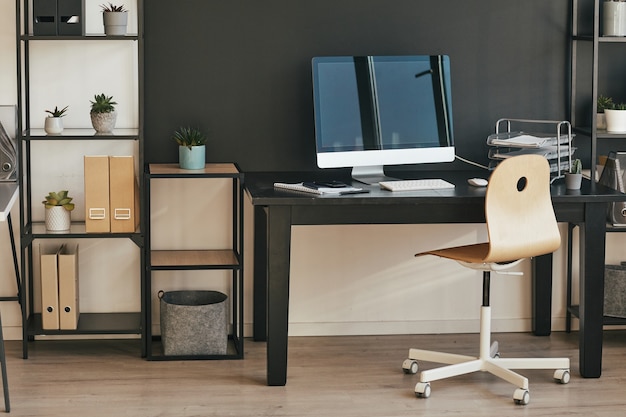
(109, 156, 140, 233)
(58, 244, 79, 330)
(40, 245, 61, 330)
(84, 156, 110, 233)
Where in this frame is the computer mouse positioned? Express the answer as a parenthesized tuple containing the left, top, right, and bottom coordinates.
(468, 178, 488, 187)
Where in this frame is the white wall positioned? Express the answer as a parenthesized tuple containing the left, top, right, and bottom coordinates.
(0, 0, 612, 341)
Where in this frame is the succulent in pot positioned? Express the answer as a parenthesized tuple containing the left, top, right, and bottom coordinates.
(42, 190, 75, 231)
(90, 93, 117, 133)
(101, 3, 129, 36)
(565, 159, 583, 190)
(44, 105, 68, 135)
(173, 126, 207, 170)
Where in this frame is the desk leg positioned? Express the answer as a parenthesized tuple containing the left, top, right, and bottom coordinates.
(253, 206, 268, 342)
(578, 202, 605, 378)
(266, 206, 292, 386)
(532, 253, 553, 336)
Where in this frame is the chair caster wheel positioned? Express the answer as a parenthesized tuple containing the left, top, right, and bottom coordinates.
(415, 382, 431, 398)
(513, 388, 530, 405)
(554, 369, 570, 384)
(402, 359, 418, 374)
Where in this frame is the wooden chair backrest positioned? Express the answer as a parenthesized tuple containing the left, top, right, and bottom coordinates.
(483, 154, 561, 263)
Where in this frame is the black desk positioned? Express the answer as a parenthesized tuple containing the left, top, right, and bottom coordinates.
(245, 170, 624, 386)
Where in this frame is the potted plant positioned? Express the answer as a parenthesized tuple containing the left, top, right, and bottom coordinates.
(565, 158, 583, 190)
(101, 3, 128, 36)
(44, 105, 68, 135)
(42, 190, 75, 231)
(597, 95, 613, 130)
(603, 0, 626, 37)
(90, 93, 117, 133)
(173, 126, 207, 169)
(605, 102, 626, 132)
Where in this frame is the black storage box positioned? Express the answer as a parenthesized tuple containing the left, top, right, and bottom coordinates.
(33, 0, 57, 36)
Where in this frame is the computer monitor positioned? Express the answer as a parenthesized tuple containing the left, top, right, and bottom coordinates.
(311, 55, 455, 184)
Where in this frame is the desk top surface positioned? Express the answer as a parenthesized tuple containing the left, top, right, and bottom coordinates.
(0, 183, 18, 221)
(245, 170, 625, 206)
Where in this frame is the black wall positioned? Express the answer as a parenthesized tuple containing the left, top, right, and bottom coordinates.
(145, 0, 569, 172)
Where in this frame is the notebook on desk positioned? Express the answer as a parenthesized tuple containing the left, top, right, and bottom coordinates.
(273, 182, 367, 195)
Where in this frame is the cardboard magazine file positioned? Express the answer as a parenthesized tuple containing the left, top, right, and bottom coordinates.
(40, 245, 61, 330)
(109, 156, 140, 233)
(84, 156, 110, 233)
(58, 244, 79, 330)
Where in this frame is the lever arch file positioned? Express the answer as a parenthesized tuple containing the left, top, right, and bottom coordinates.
(58, 244, 79, 330)
(84, 156, 111, 233)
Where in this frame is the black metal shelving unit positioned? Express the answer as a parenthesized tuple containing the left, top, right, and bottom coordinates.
(567, 0, 626, 330)
(16, 0, 145, 358)
(144, 163, 244, 360)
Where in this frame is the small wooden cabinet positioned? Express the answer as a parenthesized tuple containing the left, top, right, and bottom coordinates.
(144, 163, 244, 359)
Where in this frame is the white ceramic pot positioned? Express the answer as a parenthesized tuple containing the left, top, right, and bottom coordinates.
(44, 117, 63, 134)
(103, 11, 128, 36)
(45, 206, 71, 232)
(603, 1, 626, 36)
(90, 110, 117, 133)
(565, 173, 583, 190)
(604, 109, 626, 132)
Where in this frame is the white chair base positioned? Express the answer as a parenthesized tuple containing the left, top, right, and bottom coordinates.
(402, 306, 570, 405)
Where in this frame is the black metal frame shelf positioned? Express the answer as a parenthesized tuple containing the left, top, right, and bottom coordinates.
(566, 0, 626, 333)
(23, 128, 140, 140)
(16, 0, 145, 359)
(27, 312, 142, 336)
(144, 163, 245, 360)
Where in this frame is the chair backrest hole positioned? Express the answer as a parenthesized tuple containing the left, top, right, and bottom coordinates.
(517, 176, 527, 192)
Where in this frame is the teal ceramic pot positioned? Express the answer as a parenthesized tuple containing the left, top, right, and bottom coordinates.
(179, 145, 206, 170)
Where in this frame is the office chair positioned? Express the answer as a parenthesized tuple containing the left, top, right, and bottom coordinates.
(402, 154, 570, 405)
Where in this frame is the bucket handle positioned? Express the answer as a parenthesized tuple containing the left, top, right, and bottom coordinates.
(157, 290, 164, 299)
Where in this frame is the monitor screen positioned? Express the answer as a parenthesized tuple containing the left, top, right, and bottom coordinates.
(312, 55, 455, 183)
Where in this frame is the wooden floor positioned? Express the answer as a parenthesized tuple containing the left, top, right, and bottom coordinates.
(1, 330, 625, 416)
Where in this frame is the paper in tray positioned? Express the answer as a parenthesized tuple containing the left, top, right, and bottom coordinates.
(489, 146, 576, 161)
(487, 131, 572, 148)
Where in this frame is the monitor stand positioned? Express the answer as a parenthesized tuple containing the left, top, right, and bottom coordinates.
(351, 166, 398, 185)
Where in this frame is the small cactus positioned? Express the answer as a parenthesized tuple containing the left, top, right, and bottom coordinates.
(570, 159, 582, 175)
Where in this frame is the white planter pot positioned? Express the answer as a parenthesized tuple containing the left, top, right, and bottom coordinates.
(565, 173, 583, 190)
(44, 117, 63, 134)
(103, 11, 128, 36)
(45, 206, 71, 232)
(604, 109, 626, 132)
(603, 2, 626, 36)
(90, 110, 117, 133)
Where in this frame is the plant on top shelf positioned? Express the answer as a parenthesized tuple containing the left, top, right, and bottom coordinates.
(100, 2, 127, 12)
(42, 190, 75, 232)
(100, 3, 128, 36)
(89, 93, 117, 134)
(597, 95, 614, 113)
(45, 105, 68, 118)
(173, 126, 208, 170)
(173, 126, 207, 149)
(44, 105, 68, 135)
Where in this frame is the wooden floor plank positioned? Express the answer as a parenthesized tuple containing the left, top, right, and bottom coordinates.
(2, 331, 626, 416)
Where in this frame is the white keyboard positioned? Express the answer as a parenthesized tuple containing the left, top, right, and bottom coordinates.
(379, 178, 455, 192)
